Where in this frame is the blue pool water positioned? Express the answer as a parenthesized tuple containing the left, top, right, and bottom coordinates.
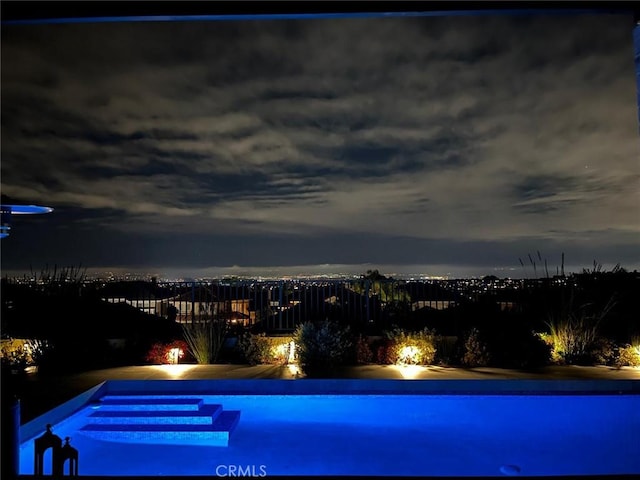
(19, 393, 640, 477)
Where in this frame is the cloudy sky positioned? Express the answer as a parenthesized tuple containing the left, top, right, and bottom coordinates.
(1, 11, 639, 278)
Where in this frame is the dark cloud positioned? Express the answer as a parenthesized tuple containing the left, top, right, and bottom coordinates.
(1, 13, 638, 276)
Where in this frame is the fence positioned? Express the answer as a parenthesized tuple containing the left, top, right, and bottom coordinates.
(97, 279, 464, 332)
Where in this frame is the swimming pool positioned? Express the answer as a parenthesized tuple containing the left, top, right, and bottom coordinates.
(18, 380, 640, 477)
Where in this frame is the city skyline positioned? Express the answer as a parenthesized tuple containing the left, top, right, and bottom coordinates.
(1, 10, 639, 278)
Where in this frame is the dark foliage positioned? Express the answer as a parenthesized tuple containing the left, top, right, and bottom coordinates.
(462, 328, 491, 367)
(293, 320, 351, 377)
(351, 334, 374, 365)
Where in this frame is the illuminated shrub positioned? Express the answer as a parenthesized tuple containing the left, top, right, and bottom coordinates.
(546, 317, 600, 365)
(616, 345, 640, 367)
(537, 332, 559, 362)
(238, 333, 293, 366)
(0, 343, 29, 371)
(543, 295, 616, 366)
(383, 328, 437, 365)
(1, 338, 53, 372)
(293, 320, 351, 377)
(542, 320, 621, 366)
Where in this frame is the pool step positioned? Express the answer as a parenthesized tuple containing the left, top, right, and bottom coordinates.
(95, 397, 204, 411)
(87, 404, 223, 425)
(80, 397, 240, 446)
(79, 411, 241, 446)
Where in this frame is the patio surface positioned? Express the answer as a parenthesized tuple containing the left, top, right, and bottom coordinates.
(8, 364, 640, 424)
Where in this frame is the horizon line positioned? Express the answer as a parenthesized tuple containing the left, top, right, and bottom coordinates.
(2, 261, 637, 281)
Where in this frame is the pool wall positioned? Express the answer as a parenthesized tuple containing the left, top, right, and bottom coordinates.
(20, 381, 107, 442)
(20, 378, 639, 443)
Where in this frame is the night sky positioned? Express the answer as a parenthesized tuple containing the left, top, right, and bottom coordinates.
(1, 12, 639, 278)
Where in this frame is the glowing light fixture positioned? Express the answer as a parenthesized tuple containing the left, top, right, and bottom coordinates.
(287, 364, 301, 377)
(273, 343, 288, 358)
(271, 340, 297, 364)
(167, 347, 184, 364)
(398, 345, 421, 365)
(288, 341, 296, 364)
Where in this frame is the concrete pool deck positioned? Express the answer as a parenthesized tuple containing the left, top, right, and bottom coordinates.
(12, 364, 640, 424)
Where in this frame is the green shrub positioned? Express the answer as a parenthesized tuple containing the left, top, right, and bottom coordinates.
(462, 328, 491, 367)
(238, 332, 271, 365)
(293, 320, 351, 377)
(544, 294, 615, 365)
(382, 327, 437, 365)
(547, 316, 600, 365)
(238, 333, 292, 365)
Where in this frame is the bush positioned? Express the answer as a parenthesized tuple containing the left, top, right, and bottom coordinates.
(382, 327, 437, 365)
(238, 332, 271, 365)
(616, 345, 640, 367)
(489, 325, 551, 369)
(352, 335, 373, 364)
(293, 320, 351, 377)
(24, 339, 52, 367)
(238, 333, 292, 366)
(0, 346, 29, 371)
(589, 337, 618, 366)
(544, 294, 615, 365)
(462, 328, 491, 367)
(547, 316, 600, 365)
(433, 335, 459, 366)
(145, 339, 190, 364)
(374, 337, 394, 365)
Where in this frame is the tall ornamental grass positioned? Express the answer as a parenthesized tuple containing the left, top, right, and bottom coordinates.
(182, 319, 228, 364)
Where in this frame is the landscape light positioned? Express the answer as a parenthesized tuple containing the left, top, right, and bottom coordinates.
(398, 345, 421, 365)
(167, 347, 184, 364)
(271, 340, 297, 364)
